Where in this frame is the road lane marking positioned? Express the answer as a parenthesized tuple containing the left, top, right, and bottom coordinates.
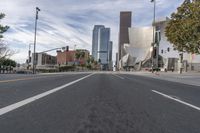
(0, 77, 37, 83)
(0, 74, 72, 83)
(152, 90, 200, 112)
(0, 73, 94, 116)
(112, 74, 125, 79)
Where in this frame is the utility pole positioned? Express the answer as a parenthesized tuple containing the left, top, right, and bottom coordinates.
(151, 0, 157, 71)
(27, 43, 32, 70)
(33, 7, 40, 74)
(74, 44, 77, 51)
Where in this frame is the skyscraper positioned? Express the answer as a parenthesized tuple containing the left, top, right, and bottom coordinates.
(118, 11, 132, 60)
(108, 41, 113, 62)
(108, 41, 113, 70)
(98, 27, 110, 65)
(92, 25, 112, 70)
(92, 25, 105, 61)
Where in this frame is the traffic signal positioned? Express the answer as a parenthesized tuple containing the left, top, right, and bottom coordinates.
(66, 46, 69, 51)
(153, 47, 157, 58)
(167, 47, 170, 52)
(155, 31, 161, 44)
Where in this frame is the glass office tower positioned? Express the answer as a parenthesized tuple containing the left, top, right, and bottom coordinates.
(92, 25, 105, 61)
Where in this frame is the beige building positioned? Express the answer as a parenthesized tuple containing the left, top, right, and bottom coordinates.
(31, 53, 57, 69)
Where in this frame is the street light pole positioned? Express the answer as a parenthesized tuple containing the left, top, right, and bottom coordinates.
(28, 43, 32, 70)
(151, 0, 156, 71)
(33, 7, 40, 74)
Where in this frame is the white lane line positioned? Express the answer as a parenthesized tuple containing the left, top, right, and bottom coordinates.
(112, 74, 125, 79)
(0, 73, 95, 116)
(152, 90, 200, 112)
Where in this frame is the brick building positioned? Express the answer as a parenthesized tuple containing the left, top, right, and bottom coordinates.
(57, 49, 90, 66)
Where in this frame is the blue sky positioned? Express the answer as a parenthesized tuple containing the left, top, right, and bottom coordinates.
(0, 0, 184, 63)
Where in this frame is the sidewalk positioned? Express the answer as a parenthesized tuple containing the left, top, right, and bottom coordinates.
(119, 71, 200, 87)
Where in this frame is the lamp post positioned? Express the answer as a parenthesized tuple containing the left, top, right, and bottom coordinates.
(151, 0, 157, 71)
(27, 43, 33, 70)
(32, 7, 41, 74)
(74, 44, 77, 51)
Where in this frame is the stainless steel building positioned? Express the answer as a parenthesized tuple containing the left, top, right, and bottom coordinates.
(119, 27, 153, 69)
(119, 18, 200, 72)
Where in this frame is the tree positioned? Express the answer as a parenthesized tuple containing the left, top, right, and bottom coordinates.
(0, 58, 16, 67)
(75, 50, 85, 61)
(0, 13, 12, 59)
(165, 0, 200, 73)
(85, 56, 95, 70)
(86, 56, 94, 64)
(165, 0, 200, 54)
(0, 13, 9, 39)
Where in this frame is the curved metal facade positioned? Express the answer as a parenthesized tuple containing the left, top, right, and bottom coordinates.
(120, 27, 153, 67)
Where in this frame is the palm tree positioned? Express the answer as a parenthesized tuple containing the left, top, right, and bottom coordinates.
(75, 50, 85, 64)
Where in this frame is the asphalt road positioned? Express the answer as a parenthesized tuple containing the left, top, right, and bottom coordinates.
(0, 72, 200, 133)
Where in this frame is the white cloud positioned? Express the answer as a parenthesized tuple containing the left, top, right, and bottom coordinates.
(0, 0, 184, 63)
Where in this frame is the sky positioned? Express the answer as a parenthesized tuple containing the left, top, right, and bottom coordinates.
(0, 0, 184, 63)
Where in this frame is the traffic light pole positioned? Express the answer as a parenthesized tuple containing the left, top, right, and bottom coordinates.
(33, 7, 40, 74)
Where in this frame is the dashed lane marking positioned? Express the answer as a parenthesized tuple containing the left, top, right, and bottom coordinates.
(152, 90, 200, 112)
(112, 74, 125, 79)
